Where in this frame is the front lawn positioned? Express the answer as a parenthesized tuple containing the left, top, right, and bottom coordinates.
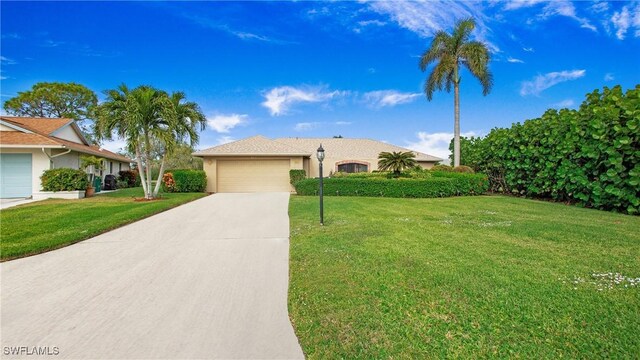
(288, 195, 640, 358)
(1, 188, 206, 261)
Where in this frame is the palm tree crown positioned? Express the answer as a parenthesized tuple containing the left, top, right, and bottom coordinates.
(419, 18, 493, 167)
(378, 151, 417, 175)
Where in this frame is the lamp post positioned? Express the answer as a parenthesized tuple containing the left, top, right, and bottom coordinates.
(317, 144, 325, 225)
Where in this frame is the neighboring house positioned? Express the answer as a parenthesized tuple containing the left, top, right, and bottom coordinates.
(193, 135, 442, 193)
(0, 116, 133, 198)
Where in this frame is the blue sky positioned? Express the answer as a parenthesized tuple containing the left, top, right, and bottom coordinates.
(1, 1, 639, 159)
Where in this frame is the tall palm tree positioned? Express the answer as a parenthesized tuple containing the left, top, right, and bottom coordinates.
(378, 151, 417, 176)
(151, 91, 206, 196)
(95, 84, 205, 199)
(419, 18, 493, 167)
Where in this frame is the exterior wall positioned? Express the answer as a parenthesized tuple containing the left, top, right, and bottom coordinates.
(52, 150, 80, 169)
(203, 158, 218, 193)
(417, 161, 437, 170)
(0, 148, 52, 193)
(52, 125, 84, 143)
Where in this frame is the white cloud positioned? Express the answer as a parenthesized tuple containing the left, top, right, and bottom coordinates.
(523, 47, 535, 52)
(553, 99, 575, 108)
(358, 19, 386, 27)
(335, 121, 352, 125)
(503, 0, 546, 11)
(507, 57, 524, 63)
(610, 4, 640, 40)
(294, 122, 320, 131)
(216, 136, 235, 145)
(406, 131, 480, 162)
(520, 69, 586, 96)
(206, 113, 247, 133)
(261, 85, 345, 116)
(604, 73, 615, 81)
(540, 1, 597, 32)
(366, 1, 499, 52)
(590, 1, 609, 14)
(363, 90, 421, 108)
(0, 56, 16, 65)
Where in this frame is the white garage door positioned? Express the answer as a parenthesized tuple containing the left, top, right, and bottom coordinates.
(0, 153, 33, 198)
(217, 159, 290, 193)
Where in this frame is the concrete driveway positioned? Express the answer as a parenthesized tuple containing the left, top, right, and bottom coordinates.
(1, 193, 304, 359)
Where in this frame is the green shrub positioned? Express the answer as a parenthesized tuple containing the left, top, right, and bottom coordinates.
(41, 168, 89, 191)
(459, 85, 639, 214)
(290, 169, 306, 185)
(118, 170, 139, 188)
(164, 170, 206, 192)
(295, 172, 488, 198)
(453, 165, 475, 173)
(432, 164, 454, 172)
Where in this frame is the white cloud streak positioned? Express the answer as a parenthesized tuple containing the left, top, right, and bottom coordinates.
(363, 90, 421, 108)
(261, 85, 346, 116)
(604, 73, 615, 81)
(207, 113, 248, 133)
(507, 57, 524, 63)
(366, 0, 500, 52)
(520, 69, 586, 96)
(553, 99, 575, 108)
(611, 4, 640, 40)
(406, 131, 480, 163)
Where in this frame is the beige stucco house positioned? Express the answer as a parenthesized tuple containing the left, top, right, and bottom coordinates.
(0, 116, 132, 198)
(193, 135, 442, 193)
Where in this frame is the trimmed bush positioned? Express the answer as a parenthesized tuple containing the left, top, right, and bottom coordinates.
(41, 168, 89, 191)
(453, 165, 475, 173)
(459, 85, 639, 214)
(295, 172, 488, 198)
(164, 170, 206, 192)
(290, 169, 306, 185)
(432, 164, 454, 172)
(118, 170, 139, 188)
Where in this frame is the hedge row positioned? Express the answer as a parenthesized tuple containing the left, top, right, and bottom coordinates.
(294, 172, 488, 198)
(163, 169, 207, 192)
(458, 85, 639, 214)
(41, 168, 89, 191)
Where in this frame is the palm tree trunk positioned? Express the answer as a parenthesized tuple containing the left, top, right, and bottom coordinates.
(145, 151, 153, 199)
(136, 146, 148, 196)
(453, 67, 461, 167)
(152, 158, 165, 197)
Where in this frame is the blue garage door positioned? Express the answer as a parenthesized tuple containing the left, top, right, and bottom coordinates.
(0, 154, 33, 198)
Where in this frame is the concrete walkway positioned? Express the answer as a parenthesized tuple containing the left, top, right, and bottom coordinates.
(0, 198, 42, 210)
(1, 193, 304, 359)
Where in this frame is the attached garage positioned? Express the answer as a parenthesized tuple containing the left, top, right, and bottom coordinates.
(0, 153, 33, 198)
(217, 159, 291, 193)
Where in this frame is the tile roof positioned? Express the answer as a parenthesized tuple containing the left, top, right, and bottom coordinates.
(274, 137, 443, 162)
(0, 116, 133, 163)
(193, 135, 312, 156)
(0, 131, 61, 146)
(0, 116, 74, 135)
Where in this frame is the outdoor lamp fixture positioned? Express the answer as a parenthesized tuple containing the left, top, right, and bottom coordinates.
(317, 144, 325, 225)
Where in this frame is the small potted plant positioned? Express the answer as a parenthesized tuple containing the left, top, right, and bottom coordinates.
(80, 155, 105, 198)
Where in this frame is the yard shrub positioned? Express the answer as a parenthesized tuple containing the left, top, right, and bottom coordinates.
(458, 85, 640, 214)
(453, 165, 475, 173)
(290, 169, 306, 185)
(295, 172, 488, 198)
(162, 172, 176, 192)
(118, 170, 139, 188)
(432, 164, 454, 172)
(164, 170, 206, 192)
(41, 168, 89, 191)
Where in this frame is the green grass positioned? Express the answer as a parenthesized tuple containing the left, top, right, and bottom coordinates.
(1, 188, 206, 261)
(288, 195, 640, 358)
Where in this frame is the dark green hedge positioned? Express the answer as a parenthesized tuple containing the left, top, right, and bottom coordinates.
(165, 170, 207, 192)
(458, 85, 639, 214)
(294, 173, 488, 198)
(41, 168, 89, 191)
(290, 169, 306, 185)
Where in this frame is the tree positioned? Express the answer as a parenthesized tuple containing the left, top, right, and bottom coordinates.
(3, 82, 98, 139)
(448, 135, 484, 169)
(378, 151, 417, 176)
(94, 84, 205, 199)
(162, 143, 203, 170)
(419, 18, 493, 167)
